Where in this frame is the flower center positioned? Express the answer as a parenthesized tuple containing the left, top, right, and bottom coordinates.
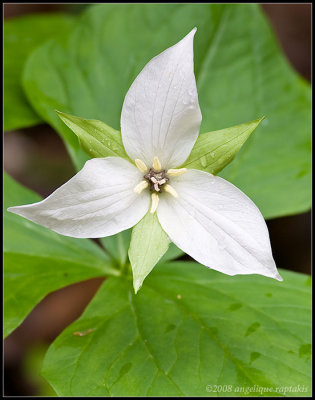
(133, 156, 188, 214)
(144, 168, 169, 192)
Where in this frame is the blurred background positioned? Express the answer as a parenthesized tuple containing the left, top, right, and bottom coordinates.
(3, 3, 311, 396)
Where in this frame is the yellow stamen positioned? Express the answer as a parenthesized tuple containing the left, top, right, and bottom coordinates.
(135, 159, 148, 173)
(134, 180, 148, 194)
(164, 184, 178, 198)
(153, 156, 162, 171)
(167, 168, 187, 176)
(150, 193, 159, 213)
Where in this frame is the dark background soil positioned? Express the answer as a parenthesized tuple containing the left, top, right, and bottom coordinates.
(3, 3, 311, 396)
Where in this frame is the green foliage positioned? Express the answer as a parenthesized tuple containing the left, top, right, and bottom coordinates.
(159, 243, 184, 263)
(4, 13, 75, 131)
(183, 118, 264, 174)
(22, 3, 311, 218)
(3, 173, 118, 338)
(100, 230, 132, 268)
(41, 262, 311, 396)
(23, 344, 57, 396)
(4, 4, 311, 396)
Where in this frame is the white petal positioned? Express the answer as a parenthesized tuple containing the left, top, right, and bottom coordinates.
(121, 28, 202, 169)
(8, 157, 150, 238)
(157, 170, 282, 280)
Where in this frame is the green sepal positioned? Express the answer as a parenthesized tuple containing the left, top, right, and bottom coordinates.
(183, 117, 264, 174)
(56, 111, 130, 160)
(129, 212, 170, 293)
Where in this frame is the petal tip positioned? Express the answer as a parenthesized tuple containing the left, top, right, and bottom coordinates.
(185, 27, 197, 41)
(7, 206, 17, 214)
(275, 272, 283, 282)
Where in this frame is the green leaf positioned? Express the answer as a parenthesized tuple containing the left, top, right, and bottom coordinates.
(4, 13, 75, 131)
(129, 212, 170, 293)
(100, 230, 132, 268)
(41, 262, 311, 396)
(23, 4, 310, 218)
(184, 118, 264, 174)
(4, 173, 118, 338)
(159, 243, 184, 264)
(56, 111, 129, 159)
(23, 344, 57, 396)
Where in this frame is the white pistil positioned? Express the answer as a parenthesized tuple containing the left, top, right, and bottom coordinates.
(133, 180, 148, 194)
(164, 184, 178, 198)
(150, 193, 159, 213)
(135, 159, 148, 173)
(153, 156, 162, 171)
(154, 183, 160, 192)
(167, 168, 187, 176)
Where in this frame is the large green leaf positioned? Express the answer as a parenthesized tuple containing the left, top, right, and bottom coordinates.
(159, 243, 184, 263)
(3, 173, 119, 338)
(22, 4, 310, 219)
(41, 262, 311, 396)
(100, 230, 132, 269)
(4, 13, 75, 131)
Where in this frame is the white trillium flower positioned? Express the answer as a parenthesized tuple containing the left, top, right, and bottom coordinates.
(8, 28, 282, 282)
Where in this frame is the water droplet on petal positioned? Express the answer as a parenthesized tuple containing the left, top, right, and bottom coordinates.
(200, 156, 207, 167)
